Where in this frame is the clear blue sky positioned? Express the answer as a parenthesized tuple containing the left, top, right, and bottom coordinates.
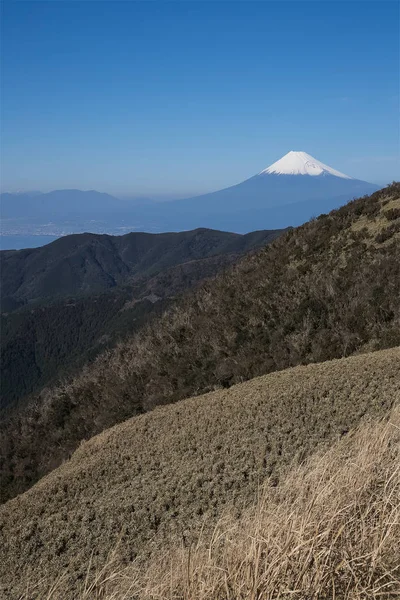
(1, 0, 399, 197)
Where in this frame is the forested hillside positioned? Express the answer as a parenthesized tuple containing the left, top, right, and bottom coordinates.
(1, 228, 282, 409)
(1, 184, 399, 502)
(1, 287, 166, 410)
(0, 227, 281, 308)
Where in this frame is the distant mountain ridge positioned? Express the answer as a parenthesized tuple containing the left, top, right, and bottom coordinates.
(0, 189, 126, 219)
(0, 227, 283, 309)
(1, 151, 380, 234)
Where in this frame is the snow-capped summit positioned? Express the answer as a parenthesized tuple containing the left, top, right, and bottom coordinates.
(260, 151, 353, 180)
(133, 149, 380, 233)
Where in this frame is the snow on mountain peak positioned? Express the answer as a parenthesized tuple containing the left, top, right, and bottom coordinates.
(260, 151, 353, 179)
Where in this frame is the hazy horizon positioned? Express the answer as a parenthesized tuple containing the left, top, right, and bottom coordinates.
(0, 164, 395, 201)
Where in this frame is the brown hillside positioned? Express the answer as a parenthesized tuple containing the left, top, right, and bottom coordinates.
(1, 347, 399, 599)
(1, 184, 400, 502)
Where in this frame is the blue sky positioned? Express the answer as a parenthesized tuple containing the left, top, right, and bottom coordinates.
(1, 1, 399, 197)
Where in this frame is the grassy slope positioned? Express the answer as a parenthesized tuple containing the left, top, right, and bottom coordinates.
(112, 405, 400, 600)
(1, 347, 399, 598)
(1, 184, 399, 503)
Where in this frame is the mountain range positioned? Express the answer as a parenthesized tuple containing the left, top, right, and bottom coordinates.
(1, 182, 399, 598)
(1, 189, 127, 219)
(1, 182, 399, 600)
(1, 151, 380, 237)
(2, 183, 399, 503)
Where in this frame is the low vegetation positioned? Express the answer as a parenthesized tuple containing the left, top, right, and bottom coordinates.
(1, 347, 399, 598)
(1, 184, 399, 502)
(89, 404, 400, 599)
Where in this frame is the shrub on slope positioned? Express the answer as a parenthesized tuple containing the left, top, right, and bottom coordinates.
(1, 184, 400, 502)
(0, 348, 399, 598)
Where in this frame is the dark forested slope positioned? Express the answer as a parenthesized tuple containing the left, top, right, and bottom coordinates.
(0, 227, 282, 308)
(1, 184, 399, 502)
(1, 228, 282, 409)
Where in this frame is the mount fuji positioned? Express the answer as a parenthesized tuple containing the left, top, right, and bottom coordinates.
(1, 152, 381, 241)
(151, 151, 380, 232)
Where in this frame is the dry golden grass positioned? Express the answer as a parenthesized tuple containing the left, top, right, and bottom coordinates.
(17, 401, 400, 599)
(120, 406, 400, 599)
(1, 347, 399, 599)
(140, 409, 400, 600)
(350, 194, 400, 245)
